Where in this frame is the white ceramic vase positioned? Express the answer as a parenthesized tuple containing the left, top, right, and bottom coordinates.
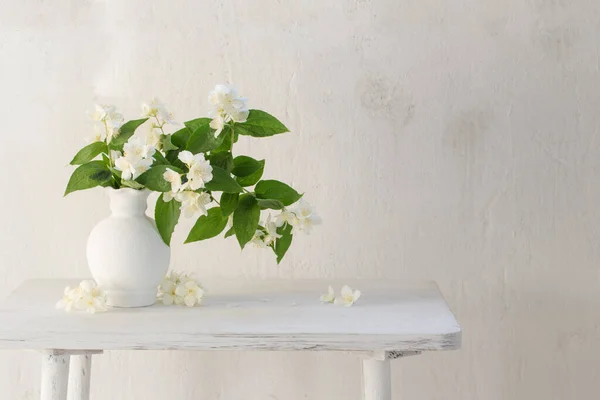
(86, 188, 170, 307)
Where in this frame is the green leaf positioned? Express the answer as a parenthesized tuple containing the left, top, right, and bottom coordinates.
(236, 159, 264, 187)
(165, 150, 187, 170)
(161, 134, 179, 152)
(204, 166, 243, 193)
(155, 193, 181, 246)
(211, 125, 234, 153)
(233, 194, 260, 248)
(184, 117, 212, 132)
(186, 122, 222, 154)
(254, 180, 302, 206)
(109, 118, 149, 150)
(256, 198, 285, 210)
(64, 161, 112, 196)
(231, 156, 263, 177)
(185, 207, 228, 243)
(224, 226, 235, 238)
(210, 152, 234, 172)
(70, 142, 108, 165)
(109, 166, 122, 179)
(220, 192, 239, 216)
(152, 151, 170, 166)
(121, 180, 145, 190)
(136, 165, 182, 192)
(171, 127, 191, 149)
(274, 223, 293, 264)
(235, 110, 289, 137)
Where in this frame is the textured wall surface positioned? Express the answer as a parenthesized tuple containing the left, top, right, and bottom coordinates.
(1, 0, 599, 399)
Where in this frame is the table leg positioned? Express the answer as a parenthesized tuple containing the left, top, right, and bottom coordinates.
(362, 358, 391, 400)
(67, 354, 92, 400)
(358, 351, 420, 400)
(40, 352, 70, 400)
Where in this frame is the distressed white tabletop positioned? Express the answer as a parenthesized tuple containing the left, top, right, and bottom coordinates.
(0, 279, 461, 352)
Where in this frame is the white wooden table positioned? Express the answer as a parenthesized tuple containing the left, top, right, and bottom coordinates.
(0, 279, 461, 400)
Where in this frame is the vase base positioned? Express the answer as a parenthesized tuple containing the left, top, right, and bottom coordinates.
(106, 289, 156, 308)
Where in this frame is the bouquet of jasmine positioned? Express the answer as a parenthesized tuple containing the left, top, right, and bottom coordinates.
(65, 85, 319, 263)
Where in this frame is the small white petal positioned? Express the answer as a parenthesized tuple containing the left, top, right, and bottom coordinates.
(178, 150, 194, 166)
(162, 293, 174, 306)
(184, 293, 196, 307)
(340, 285, 353, 298)
(79, 280, 96, 293)
(333, 297, 345, 306)
(320, 285, 335, 304)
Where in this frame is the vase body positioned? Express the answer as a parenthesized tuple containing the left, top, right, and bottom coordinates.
(86, 188, 170, 307)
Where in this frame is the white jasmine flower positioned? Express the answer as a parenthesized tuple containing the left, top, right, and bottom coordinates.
(75, 293, 108, 314)
(79, 280, 97, 294)
(142, 97, 176, 124)
(163, 182, 189, 202)
(290, 199, 321, 233)
(230, 108, 249, 123)
(134, 159, 153, 179)
(174, 293, 185, 305)
(175, 279, 205, 307)
(208, 84, 249, 135)
(250, 230, 268, 248)
(105, 118, 124, 141)
(157, 272, 179, 305)
(275, 209, 299, 228)
(146, 126, 162, 148)
(334, 285, 361, 307)
(113, 156, 132, 178)
(114, 136, 156, 180)
(187, 159, 213, 190)
(208, 84, 249, 121)
(114, 155, 152, 180)
(319, 285, 335, 304)
(90, 104, 118, 122)
(177, 151, 208, 169)
(87, 124, 107, 143)
(177, 151, 213, 190)
(135, 158, 153, 177)
(177, 150, 195, 166)
(295, 216, 321, 233)
(291, 199, 314, 219)
(163, 191, 175, 202)
(209, 113, 226, 135)
(263, 215, 282, 245)
(89, 104, 124, 142)
(157, 271, 204, 307)
(123, 137, 155, 160)
(176, 191, 212, 218)
(56, 280, 107, 314)
(55, 286, 80, 312)
(163, 168, 183, 193)
(90, 104, 124, 141)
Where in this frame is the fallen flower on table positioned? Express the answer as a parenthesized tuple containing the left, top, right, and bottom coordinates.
(56, 280, 108, 314)
(334, 285, 361, 307)
(157, 271, 204, 307)
(319, 285, 335, 304)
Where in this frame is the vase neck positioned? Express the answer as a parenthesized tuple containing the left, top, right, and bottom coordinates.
(107, 188, 150, 217)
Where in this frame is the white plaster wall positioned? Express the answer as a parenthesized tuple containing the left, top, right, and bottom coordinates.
(0, 0, 599, 398)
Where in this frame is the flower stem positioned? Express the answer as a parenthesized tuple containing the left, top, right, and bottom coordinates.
(210, 194, 221, 205)
(153, 116, 166, 136)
